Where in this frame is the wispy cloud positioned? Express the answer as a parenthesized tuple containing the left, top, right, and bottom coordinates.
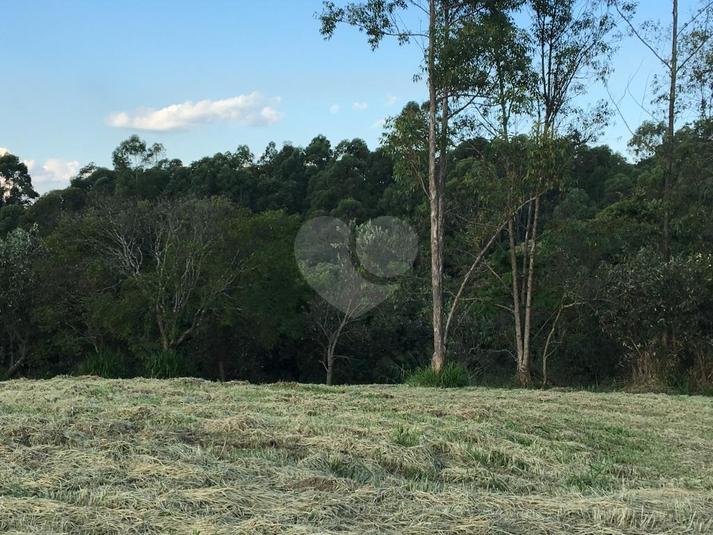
(386, 95, 397, 105)
(352, 102, 369, 111)
(329, 104, 341, 115)
(372, 118, 387, 129)
(106, 92, 282, 131)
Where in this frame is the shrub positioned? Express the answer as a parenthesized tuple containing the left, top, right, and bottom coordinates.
(405, 363, 471, 388)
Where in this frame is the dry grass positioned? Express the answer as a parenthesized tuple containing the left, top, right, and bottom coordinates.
(0, 377, 712, 534)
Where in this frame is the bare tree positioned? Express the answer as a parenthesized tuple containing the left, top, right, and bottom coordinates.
(310, 295, 371, 385)
(89, 198, 243, 352)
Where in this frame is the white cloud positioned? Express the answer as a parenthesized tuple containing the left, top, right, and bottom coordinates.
(386, 95, 397, 105)
(352, 102, 369, 111)
(26, 158, 81, 193)
(329, 104, 341, 115)
(41, 159, 80, 182)
(372, 118, 387, 129)
(0, 149, 78, 193)
(107, 92, 282, 131)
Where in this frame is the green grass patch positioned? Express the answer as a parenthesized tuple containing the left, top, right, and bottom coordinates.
(404, 363, 472, 388)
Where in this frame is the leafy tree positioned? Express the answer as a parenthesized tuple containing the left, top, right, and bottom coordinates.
(0, 227, 41, 377)
(320, 0, 519, 373)
(0, 153, 38, 207)
(502, 0, 615, 386)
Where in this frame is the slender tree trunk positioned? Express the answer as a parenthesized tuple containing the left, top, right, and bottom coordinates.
(542, 303, 564, 388)
(156, 307, 170, 351)
(520, 201, 533, 306)
(519, 195, 541, 387)
(659, 0, 679, 362)
(508, 218, 524, 366)
(326, 345, 335, 386)
(436, 89, 449, 363)
(663, 0, 678, 262)
(325, 312, 349, 386)
(428, 0, 445, 374)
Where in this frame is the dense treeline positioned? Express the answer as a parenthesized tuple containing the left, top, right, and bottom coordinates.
(1, 121, 711, 390)
(1, 0, 712, 391)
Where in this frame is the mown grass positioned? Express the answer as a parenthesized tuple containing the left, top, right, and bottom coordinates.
(0, 377, 712, 534)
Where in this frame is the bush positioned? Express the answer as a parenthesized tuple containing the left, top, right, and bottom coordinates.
(77, 350, 130, 378)
(405, 363, 472, 388)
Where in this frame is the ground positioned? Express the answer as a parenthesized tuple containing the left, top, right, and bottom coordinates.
(0, 377, 711, 534)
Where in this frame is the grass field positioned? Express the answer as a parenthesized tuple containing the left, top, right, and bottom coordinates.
(0, 377, 711, 534)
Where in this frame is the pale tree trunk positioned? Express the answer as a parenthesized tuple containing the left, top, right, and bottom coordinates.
(519, 195, 541, 386)
(508, 194, 541, 387)
(325, 334, 339, 386)
(542, 303, 564, 388)
(520, 202, 533, 306)
(326, 346, 335, 386)
(325, 312, 349, 386)
(434, 89, 449, 370)
(508, 218, 525, 370)
(428, 0, 446, 374)
(541, 301, 579, 387)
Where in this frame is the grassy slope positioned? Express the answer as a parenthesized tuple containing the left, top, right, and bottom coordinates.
(0, 378, 711, 534)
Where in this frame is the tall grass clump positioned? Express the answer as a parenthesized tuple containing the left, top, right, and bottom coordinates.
(143, 349, 189, 378)
(405, 363, 471, 388)
(77, 350, 130, 378)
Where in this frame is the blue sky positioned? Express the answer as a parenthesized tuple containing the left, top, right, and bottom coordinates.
(0, 0, 681, 193)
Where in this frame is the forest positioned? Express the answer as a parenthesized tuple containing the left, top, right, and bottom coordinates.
(1, 0, 712, 393)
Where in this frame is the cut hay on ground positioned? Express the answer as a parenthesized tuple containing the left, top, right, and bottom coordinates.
(0, 377, 711, 534)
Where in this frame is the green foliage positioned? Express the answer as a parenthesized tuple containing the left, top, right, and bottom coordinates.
(0, 153, 38, 207)
(0, 205, 24, 236)
(405, 363, 472, 388)
(599, 249, 713, 388)
(2, 110, 713, 391)
(0, 226, 41, 377)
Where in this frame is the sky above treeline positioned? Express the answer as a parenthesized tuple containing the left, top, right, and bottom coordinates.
(0, 0, 686, 193)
